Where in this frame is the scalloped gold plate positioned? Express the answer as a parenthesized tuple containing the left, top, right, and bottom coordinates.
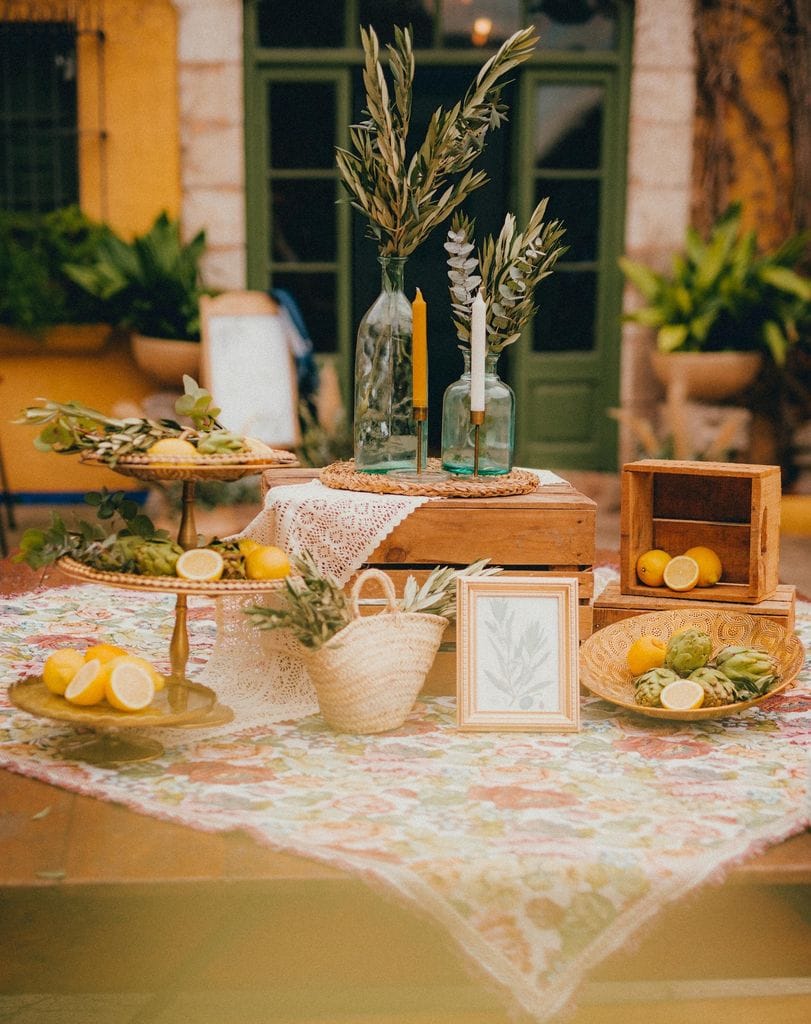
(57, 556, 290, 595)
(580, 608, 805, 720)
(9, 676, 225, 730)
(80, 451, 298, 483)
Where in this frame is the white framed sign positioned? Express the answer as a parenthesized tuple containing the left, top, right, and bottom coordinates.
(200, 291, 300, 448)
(456, 575, 580, 731)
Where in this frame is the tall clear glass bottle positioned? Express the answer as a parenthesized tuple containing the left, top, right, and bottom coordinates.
(354, 256, 425, 473)
(440, 349, 515, 475)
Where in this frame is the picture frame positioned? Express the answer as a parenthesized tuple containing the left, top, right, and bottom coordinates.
(456, 575, 580, 731)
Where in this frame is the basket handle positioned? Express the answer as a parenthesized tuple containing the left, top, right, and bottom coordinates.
(350, 568, 398, 618)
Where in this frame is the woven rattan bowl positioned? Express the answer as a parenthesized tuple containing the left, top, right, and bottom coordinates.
(579, 608, 805, 720)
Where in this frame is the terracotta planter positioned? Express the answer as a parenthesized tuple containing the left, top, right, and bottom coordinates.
(0, 323, 111, 355)
(650, 351, 763, 401)
(130, 333, 200, 387)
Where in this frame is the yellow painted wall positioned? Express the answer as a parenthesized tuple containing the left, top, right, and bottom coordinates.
(1, 0, 182, 495)
(78, 0, 181, 234)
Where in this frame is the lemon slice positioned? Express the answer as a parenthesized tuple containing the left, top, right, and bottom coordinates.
(105, 660, 156, 712)
(175, 548, 225, 582)
(42, 648, 85, 695)
(64, 658, 107, 706)
(662, 555, 700, 592)
(660, 678, 705, 710)
(105, 654, 165, 693)
(146, 437, 199, 460)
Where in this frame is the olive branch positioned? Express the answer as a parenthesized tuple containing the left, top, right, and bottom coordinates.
(335, 24, 539, 257)
(445, 198, 567, 352)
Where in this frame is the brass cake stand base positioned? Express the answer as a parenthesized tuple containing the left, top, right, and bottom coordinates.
(57, 731, 165, 765)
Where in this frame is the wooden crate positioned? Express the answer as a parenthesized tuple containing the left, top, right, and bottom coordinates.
(620, 459, 782, 604)
(594, 581, 796, 633)
(263, 470, 597, 695)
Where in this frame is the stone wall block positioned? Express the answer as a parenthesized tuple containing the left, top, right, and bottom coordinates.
(176, 0, 242, 63)
(179, 65, 243, 124)
(182, 126, 244, 188)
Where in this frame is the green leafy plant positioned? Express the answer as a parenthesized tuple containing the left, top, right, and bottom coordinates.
(63, 211, 209, 340)
(0, 205, 113, 334)
(247, 551, 500, 650)
(335, 25, 538, 257)
(619, 203, 811, 365)
(445, 198, 567, 352)
(15, 376, 246, 464)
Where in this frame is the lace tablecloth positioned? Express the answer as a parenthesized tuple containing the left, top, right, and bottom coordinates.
(1, 583, 808, 1022)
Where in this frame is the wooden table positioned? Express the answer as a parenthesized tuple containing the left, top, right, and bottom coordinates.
(1, 560, 809, 1024)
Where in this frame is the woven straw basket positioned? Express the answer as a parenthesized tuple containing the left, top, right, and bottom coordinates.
(304, 569, 448, 734)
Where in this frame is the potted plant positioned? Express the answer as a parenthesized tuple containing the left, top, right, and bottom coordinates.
(0, 205, 114, 352)
(64, 212, 211, 384)
(619, 203, 811, 400)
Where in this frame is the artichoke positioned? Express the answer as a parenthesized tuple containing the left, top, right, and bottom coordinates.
(713, 645, 778, 698)
(634, 667, 680, 707)
(664, 628, 713, 676)
(93, 534, 183, 576)
(688, 666, 737, 707)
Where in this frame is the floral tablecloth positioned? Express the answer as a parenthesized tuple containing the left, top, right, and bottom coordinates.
(1, 583, 809, 1022)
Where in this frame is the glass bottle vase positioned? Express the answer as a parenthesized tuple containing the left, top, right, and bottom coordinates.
(353, 256, 424, 473)
(440, 348, 515, 476)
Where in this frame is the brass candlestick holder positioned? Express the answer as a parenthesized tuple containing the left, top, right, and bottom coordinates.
(389, 406, 449, 482)
(470, 409, 485, 477)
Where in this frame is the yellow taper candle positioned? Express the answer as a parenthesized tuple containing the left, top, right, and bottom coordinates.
(412, 287, 428, 408)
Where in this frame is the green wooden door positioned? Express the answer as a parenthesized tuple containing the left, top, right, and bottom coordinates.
(514, 64, 630, 470)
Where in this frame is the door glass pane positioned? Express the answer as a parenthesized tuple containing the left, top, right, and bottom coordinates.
(528, 1, 618, 51)
(537, 179, 600, 261)
(533, 270, 596, 352)
(271, 180, 337, 262)
(359, 2, 435, 47)
(257, 1, 345, 48)
(534, 84, 603, 169)
(272, 271, 337, 353)
(441, 0, 521, 48)
(269, 82, 335, 169)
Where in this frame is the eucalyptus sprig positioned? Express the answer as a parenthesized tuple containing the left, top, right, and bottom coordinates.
(335, 25, 538, 257)
(247, 551, 500, 650)
(445, 198, 567, 352)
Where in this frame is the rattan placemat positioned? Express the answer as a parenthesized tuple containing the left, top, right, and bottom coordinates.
(320, 460, 538, 498)
(57, 556, 290, 595)
(80, 451, 298, 482)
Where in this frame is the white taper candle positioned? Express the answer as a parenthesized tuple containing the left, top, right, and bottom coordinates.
(470, 291, 487, 413)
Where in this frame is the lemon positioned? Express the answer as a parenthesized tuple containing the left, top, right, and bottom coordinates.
(683, 546, 723, 587)
(175, 547, 225, 582)
(64, 659, 107, 706)
(626, 635, 667, 676)
(42, 648, 85, 695)
(635, 549, 672, 587)
(146, 437, 199, 460)
(104, 659, 156, 712)
(245, 545, 291, 580)
(104, 654, 165, 693)
(238, 538, 262, 556)
(84, 643, 128, 665)
(660, 678, 705, 710)
(662, 555, 700, 593)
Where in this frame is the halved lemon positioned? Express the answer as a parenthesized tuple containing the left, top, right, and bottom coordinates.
(175, 547, 225, 582)
(104, 660, 156, 712)
(660, 678, 705, 711)
(104, 654, 165, 693)
(662, 555, 700, 593)
(683, 546, 723, 587)
(146, 437, 200, 460)
(64, 658, 107, 706)
(42, 648, 85, 695)
(84, 642, 128, 665)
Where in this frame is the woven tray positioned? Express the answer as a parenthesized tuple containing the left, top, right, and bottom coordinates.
(58, 556, 290, 595)
(579, 608, 805, 721)
(80, 450, 298, 483)
(320, 460, 538, 498)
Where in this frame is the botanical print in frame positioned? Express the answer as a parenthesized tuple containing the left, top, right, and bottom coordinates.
(456, 576, 580, 732)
